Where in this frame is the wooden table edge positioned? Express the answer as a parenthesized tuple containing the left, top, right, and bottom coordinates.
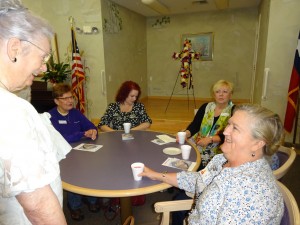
(62, 182, 172, 197)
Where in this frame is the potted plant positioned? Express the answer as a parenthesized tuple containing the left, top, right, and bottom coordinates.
(42, 54, 71, 84)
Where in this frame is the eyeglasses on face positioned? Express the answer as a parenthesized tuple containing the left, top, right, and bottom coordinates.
(20, 39, 51, 64)
(56, 96, 74, 101)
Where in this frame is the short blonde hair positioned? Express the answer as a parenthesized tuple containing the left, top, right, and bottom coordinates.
(210, 80, 234, 97)
(233, 104, 284, 156)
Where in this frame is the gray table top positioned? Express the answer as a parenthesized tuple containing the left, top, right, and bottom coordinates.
(60, 130, 200, 197)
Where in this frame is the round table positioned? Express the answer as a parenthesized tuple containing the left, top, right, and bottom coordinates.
(60, 130, 200, 222)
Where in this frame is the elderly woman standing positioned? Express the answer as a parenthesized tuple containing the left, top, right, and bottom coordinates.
(99, 80, 152, 131)
(0, 0, 67, 224)
(141, 104, 284, 224)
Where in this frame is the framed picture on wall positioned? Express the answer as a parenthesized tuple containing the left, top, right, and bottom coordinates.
(181, 32, 214, 61)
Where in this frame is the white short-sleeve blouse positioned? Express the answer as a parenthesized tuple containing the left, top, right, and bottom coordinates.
(0, 88, 71, 224)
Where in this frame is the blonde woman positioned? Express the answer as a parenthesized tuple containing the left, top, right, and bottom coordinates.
(180, 80, 235, 170)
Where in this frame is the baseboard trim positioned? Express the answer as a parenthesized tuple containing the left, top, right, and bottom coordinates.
(141, 96, 250, 104)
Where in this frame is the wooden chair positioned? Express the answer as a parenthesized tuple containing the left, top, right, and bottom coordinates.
(273, 146, 296, 180)
(154, 199, 193, 225)
(123, 216, 134, 225)
(277, 181, 300, 225)
(91, 118, 101, 132)
(154, 181, 299, 225)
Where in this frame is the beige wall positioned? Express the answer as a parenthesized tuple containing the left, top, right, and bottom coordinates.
(252, 0, 270, 105)
(101, 0, 147, 103)
(22, 0, 300, 142)
(22, 0, 107, 120)
(23, 0, 148, 119)
(146, 8, 258, 101)
(259, 0, 300, 142)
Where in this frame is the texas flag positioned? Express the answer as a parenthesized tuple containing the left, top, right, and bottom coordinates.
(284, 32, 300, 133)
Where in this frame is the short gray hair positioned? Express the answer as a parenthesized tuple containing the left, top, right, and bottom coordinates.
(0, 0, 53, 43)
(233, 104, 284, 156)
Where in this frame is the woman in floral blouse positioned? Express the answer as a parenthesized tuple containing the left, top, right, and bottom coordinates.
(141, 104, 284, 224)
(99, 81, 152, 131)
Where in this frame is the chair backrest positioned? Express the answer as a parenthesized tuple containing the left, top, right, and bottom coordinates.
(277, 181, 300, 225)
(194, 108, 198, 115)
(273, 146, 296, 180)
(91, 118, 100, 127)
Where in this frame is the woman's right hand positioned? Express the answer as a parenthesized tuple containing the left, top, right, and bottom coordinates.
(84, 129, 97, 140)
(176, 130, 190, 143)
(139, 166, 160, 181)
(140, 166, 179, 187)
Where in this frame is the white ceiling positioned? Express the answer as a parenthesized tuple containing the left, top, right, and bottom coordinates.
(109, 0, 262, 17)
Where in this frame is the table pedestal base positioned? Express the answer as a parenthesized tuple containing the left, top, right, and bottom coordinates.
(120, 197, 132, 224)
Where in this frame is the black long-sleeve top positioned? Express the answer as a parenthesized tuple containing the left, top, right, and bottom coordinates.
(186, 103, 235, 143)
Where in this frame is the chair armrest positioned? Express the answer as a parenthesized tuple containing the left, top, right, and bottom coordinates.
(277, 181, 300, 225)
(155, 199, 193, 225)
(273, 147, 296, 180)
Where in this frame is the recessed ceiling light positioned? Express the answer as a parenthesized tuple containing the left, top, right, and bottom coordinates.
(141, 0, 170, 14)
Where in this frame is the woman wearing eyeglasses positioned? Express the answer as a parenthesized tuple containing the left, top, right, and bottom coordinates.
(0, 1, 67, 224)
(49, 83, 97, 143)
(48, 83, 99, 221)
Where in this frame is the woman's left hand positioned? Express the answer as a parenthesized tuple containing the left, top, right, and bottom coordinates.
(196, 137, 210, 147)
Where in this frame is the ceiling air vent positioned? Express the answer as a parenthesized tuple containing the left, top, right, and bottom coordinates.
(192, 0, 208, 4)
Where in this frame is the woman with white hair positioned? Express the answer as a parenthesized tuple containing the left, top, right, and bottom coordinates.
(0, 0, 67, 224)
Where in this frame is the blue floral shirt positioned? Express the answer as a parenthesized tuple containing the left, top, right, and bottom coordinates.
(177, 154, 283, 225)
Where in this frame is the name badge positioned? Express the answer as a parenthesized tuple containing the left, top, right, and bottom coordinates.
(221, 112, 229, 116)
(58, 120, 67, 124)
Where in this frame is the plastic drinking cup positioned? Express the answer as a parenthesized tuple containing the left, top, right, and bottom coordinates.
(131, 162, 144, 181)
(177, 132, 186, 144)
(123, 123, 131, 134)
(181, 145, 191, 160)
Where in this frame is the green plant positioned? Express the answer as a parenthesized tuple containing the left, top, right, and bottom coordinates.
(42, 55, 71, 83)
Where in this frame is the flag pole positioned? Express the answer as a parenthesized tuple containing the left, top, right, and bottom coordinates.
(69, 16, 79, 109)
(293, 91, 300, 144)
(69, 16, 86, 114)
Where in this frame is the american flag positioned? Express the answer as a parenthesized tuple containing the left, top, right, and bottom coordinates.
(71, 27, 85, 114)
